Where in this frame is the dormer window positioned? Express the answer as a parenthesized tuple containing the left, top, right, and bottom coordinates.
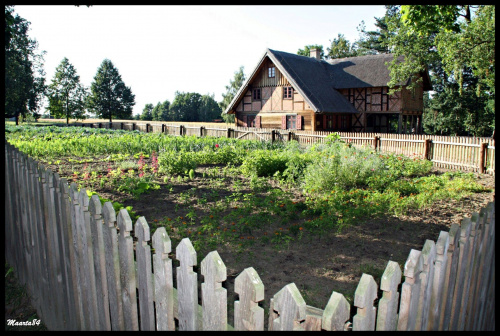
(268, 67, 275, 78)
(283, 86, 293, 99)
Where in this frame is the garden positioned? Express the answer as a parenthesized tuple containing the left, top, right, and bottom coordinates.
(5, 124, 495, 315)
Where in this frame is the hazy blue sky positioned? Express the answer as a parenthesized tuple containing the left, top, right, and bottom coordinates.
(13, 5, 388, 117)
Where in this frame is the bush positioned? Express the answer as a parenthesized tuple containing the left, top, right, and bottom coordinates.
(158, 150, 198, 175)
(240, 149, 289, 177)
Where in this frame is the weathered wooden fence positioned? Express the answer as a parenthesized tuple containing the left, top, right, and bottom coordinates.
(5, 141, 495, 331)
(46, 121, 495, 175)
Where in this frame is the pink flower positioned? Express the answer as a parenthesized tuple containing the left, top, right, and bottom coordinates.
(215, 144, 219, 148)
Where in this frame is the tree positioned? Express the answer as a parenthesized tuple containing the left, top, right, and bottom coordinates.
(46, 57, 87, 124)
(87, 59, 135, 122)
(355, 16, 394, 55)
(5, 6, 46, 124)
(219, 66, 246, 123)
(140, 103, 153, 121)
(326, 34, 358, 59)
(199, 94, 222, 122)
(152, 100, 170, 121)
(386, 5, 495, 136)
(297, 44, 325, 58)
(169, 92, 202, 122)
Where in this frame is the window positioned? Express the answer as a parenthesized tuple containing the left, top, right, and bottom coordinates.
(268, 67, 275, 78)
(283, 86, 293, 99)
(253, 88, 261, 100)
(286, 115, 296, 129)
(247, 114, 256, 127)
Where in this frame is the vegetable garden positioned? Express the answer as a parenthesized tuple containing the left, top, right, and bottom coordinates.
(5, 124, 494, 310)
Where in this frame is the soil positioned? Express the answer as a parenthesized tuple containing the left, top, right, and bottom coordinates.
(5, 158, 495, 329)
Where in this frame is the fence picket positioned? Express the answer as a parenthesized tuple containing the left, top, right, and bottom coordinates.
(176, 238, 199, 331)
(376, 261, 402, 330)
(101, 202, 125, 330)
(440, 223, 461, 330)
(88, 195, 112, 330)
(201, 251, 227, 330)
(397, 249, 423, 331)
(353, 273, 378, 331)
(234, 267, 265, 331)
(429, 231, 450, 330)
(117, 209, 139, 330)
(152, 227, 175, 331)
(321, 291, 350, 331)
(134, 217, 156, 330)
(269, 283, 307, 331)
(415, 240, 437, 330)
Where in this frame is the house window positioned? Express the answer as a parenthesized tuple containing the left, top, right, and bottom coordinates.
(268, 67, 275, 78)
(253, 88, 261, 100)
(247, 114, 256, 127)
(283, 86, 293, 99)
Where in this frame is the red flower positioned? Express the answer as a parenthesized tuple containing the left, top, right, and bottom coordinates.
(215, 144, 219, 148)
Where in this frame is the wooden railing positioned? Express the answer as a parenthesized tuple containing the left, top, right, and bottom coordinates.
(5, 141, 495, 330)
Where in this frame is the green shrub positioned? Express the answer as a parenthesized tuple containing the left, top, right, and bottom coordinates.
(158, 150, 198, 175)
(240, 149, 289, 177)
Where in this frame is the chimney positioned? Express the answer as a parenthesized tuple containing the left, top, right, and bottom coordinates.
(310, 48, 321, 60)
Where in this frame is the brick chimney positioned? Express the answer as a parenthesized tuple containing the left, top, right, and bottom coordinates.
(310, 48, 321, 60)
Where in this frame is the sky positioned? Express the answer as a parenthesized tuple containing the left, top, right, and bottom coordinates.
(13, 5, 388, 117)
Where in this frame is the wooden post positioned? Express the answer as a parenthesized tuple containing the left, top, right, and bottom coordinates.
(120, 122, 124, 130)
(479, 142, 488, 174)
(373, 136, 379, 151)
(226, 127, 231, 139)
(132, 123, 136, 131)
(288, 132, 292, 142)
(234, 267, 264, 331)
(199, 126, 204, 137)
(162, 124, 166, 133)
(271, 130, 276, 143)
(424, 139, 432, 161)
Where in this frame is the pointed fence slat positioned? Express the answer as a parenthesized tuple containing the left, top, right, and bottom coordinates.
(429, 231, 450, 330)
(88, 195, 112, 330)
(234, 267, 265, 331)
(176, 238, 199, 331)
(101, 202, 125, 330)
(397, 249, 423, 331)
(415, 240, 437, 330)
(269, 283, 307, 331)
(376, 261, 402, 330)
(152, 227, 175, 331)
(117, 209, 139, 330)
(201, 251, 227, 330)
(322, 291, 350, 331)
(135, 217, 156, 330)
(353, 273, 378, 331)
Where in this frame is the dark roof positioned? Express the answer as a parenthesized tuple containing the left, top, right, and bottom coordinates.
(267, 49, 359, 113)
(224, 49, 431, 115)
(326, 53, 406, 89)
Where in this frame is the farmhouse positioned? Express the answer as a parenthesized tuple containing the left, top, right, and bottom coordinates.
(224, 48, 432, 133)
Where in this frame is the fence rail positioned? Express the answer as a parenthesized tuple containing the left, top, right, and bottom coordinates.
(42, 121, 495, 175)
(4, 141, 495, 330)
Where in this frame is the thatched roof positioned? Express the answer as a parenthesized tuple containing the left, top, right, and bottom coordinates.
(224, 48, 431, 115)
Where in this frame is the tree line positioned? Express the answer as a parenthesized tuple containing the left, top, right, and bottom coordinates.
(5, 5, 495, 136)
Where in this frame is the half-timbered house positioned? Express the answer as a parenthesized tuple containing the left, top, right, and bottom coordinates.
(223, 48, 432, 133)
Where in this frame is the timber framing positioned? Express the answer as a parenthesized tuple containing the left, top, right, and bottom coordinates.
(224, 49, 431, 134)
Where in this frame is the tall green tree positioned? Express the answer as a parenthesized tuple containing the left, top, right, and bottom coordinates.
(220, 66, 246, 123)
(87, 59, 135, 122)
(5, 6, 46, 124)
(169, 92, 202, 122)
(140, 103, 153, 121)
(386, 5, 495, 136)
(355, 16, 393, 55)
(46, 57, 87, 124)
(326, 34, 358, 59)
(297, 44, 325, 58)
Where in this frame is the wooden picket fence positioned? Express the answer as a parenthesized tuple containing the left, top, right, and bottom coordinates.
(4, 141, 495, 331)
(52, 121, 496, 175)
